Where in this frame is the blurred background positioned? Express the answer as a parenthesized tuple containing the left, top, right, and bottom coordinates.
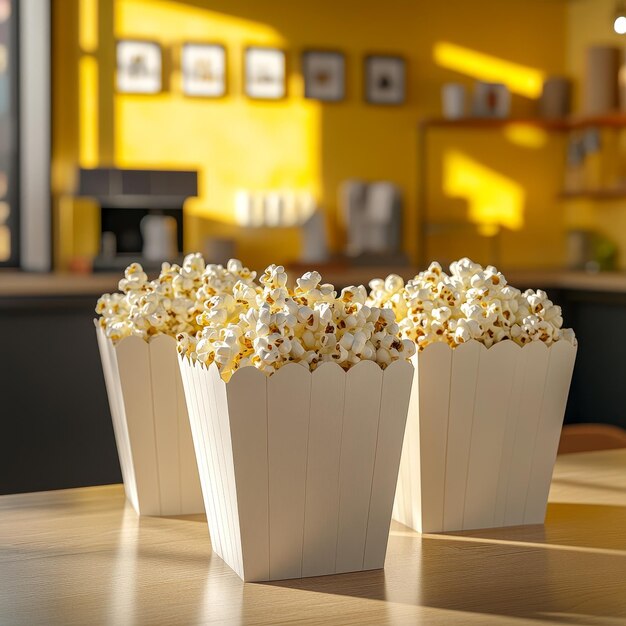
(2, 0, 626, 494)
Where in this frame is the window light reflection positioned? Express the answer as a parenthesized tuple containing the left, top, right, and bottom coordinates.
(443, 150, 524, 236)
(0, 199, 9, 259)
(433, 42, 545, 98)
(503, 123, 548, 149)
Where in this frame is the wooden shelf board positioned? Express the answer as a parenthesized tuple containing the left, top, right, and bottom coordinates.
(421, 117, 570, 130)
(559, 188, 626, 200)
(569, 113, 626, 129)
(421, 114, 626, 131)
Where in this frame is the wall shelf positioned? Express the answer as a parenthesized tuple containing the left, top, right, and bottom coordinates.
(559, 188, 626, 201)
(569, 114, 626, 129)
(416, 113, 626, 266)
(420, 117, 571, 131)
(421, 114, 626, 132)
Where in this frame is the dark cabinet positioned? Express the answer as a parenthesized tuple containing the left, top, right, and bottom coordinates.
(552, 289, 626, 430)
(0, 295, 121, 494)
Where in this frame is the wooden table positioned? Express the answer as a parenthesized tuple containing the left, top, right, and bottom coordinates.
(1, 449, 625, 625)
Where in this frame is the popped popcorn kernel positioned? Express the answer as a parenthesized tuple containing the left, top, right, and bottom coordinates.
(183, 265, 415, 381)
(367, 258, 576, 351)
(96, 256, 257, 344)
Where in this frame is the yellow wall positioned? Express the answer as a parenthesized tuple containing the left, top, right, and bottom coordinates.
(567, 0, 626, 110)
(52, 0, 79, 268)
(565, 0, 626, 269)
(55, 0, 570, 270)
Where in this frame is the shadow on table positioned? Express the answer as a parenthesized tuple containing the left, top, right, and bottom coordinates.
(265, 505, 626, 624)
(447, 502, 626, 553)
(552, 476, 626, 496)
(161, 513, 207, 523)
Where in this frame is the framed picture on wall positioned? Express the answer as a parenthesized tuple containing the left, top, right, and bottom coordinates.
(244, 46, 286, 100)
(182, 43, 226, 97)
(302, 50, 345, 102)
(364, 55, 406, 105)
(116, 40, 162, 94)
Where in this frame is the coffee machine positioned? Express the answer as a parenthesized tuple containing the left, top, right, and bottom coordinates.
(78, 167, 198, 272)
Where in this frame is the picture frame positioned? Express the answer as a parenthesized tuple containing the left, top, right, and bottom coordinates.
(364, 55, 406, 105)
(182, 43, 226, 98)
(244, 46, 286, 100)
(116, 40, 162, 94)
(302, 50, 345, 102)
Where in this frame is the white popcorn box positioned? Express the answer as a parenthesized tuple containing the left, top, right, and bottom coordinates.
(178, 357, 414, 582)
(95, 323, 204, 516)
(393, 340, 577, 533)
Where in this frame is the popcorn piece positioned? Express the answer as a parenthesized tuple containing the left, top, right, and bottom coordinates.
(97, 255, 256, 343)
(367, 258, 576, 351)
(184, 265, 415, 381)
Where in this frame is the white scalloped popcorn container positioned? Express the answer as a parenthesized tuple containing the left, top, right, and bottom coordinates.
(95, 323, 204, 516)
(178, 357, 414, 582)
(393, 339, 577, 533)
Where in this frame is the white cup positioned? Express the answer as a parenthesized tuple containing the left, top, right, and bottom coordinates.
(234, 190, 253, 226)
(140, 214, 177, 262)
(442, 83, 466, 119)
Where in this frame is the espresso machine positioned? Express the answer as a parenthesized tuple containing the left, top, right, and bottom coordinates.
(77, 167, 198, 272)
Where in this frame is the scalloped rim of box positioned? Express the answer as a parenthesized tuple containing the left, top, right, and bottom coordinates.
(414, 337, 577, 359)
(93, 319, 179, 347)
(179, 338, 575, 383)
(181, 352, 414, 386)
(94, 319, 576, 364)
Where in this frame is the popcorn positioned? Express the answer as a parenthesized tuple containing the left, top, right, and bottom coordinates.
(368, 258, 576, 350)
(368, 274, 408, 321)
(178, 264, 416, 381)
(96, 255, 256, 343)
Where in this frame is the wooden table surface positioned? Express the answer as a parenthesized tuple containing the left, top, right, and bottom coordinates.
(1, 449, 625, 626)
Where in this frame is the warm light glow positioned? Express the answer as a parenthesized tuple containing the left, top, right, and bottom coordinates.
(615, 15, 626, 34)
(503, 123, 548, 149)
(0, 227, 9, 261)
(0, 201, 9, 261)
(79, 56, 99, 167)
(433, 42, 545, 98)
(0, 0, 11, 24)
(79, 0, 98, 52)
(443, 150, 524, 235)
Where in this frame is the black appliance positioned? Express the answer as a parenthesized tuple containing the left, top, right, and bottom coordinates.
(77, 167, 198, 272)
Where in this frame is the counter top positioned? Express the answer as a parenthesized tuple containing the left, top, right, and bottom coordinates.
(0, 271, 119, 298)
(1, 449, 625, 625)
(508, 269, 626, 293)
(3, 267, 626, 298)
